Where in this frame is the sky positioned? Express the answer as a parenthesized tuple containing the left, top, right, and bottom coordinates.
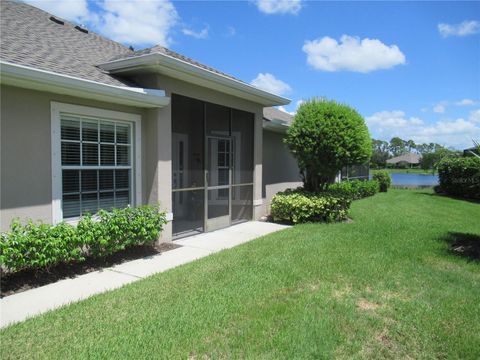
(23, 0, 480, 149)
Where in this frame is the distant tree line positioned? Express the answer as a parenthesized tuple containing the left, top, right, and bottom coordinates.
(371, 137, 460, 171)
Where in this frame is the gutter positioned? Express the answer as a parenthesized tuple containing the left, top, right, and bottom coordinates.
(262, 118, 289, 134)
(98, 53, 290, 107)
(0, 61, 170, 108)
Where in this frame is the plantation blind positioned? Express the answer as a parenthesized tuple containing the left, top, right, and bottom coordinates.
(60, 115, 133, 219)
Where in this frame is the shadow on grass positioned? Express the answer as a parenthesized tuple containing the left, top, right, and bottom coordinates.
(414, 191, 480, 204)
(441, 232, 480, 262)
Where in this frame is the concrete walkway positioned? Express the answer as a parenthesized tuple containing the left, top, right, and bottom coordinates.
(0, 221, 288, 328)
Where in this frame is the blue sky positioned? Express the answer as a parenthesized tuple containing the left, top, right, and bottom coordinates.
(24, 0, 480, 149)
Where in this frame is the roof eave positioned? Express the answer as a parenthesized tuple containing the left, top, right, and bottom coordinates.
(0, 61, 170, 108)
(98, 53, 290, 107)
(263, 119, 289, 134)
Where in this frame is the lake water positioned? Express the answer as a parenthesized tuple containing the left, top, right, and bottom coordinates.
(387, 173, 439, 187)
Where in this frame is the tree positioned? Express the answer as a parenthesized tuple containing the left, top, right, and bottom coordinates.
(406, 139, 416, 153)
(371, 139, 389, 168)
(389, 137, 407, 156)
(419, 145, 458, 173)
(285, 99, 372, 192)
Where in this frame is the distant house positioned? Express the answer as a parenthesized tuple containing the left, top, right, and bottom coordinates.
(386, 153, 422, 167)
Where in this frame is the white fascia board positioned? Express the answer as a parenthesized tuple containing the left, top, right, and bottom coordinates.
(262, 119, 289, 134)
(0, 61, 170, 108)
(98, 53, 291, 107)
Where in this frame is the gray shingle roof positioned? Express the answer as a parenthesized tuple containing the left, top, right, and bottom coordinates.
(386, 153, 422, 164)
(1, 0, 135, 87)
(1, 0, 245, 88)
(263, 107, 294, 125)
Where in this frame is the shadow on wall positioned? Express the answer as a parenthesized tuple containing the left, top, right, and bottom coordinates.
(262, 130, 302, 199)
(441, 232, 480, 262)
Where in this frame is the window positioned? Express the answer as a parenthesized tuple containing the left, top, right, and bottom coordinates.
(51, 103, 141, 222)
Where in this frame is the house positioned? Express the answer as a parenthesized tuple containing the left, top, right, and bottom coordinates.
(0, 0, 301, 240)
(386, 153, 421, 168)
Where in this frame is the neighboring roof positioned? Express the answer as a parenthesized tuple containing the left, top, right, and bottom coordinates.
(0, 0, 133, 87)
(263, 107, 294, 125)
(262, 107, 294, 133)
(386, 153, 422, 164)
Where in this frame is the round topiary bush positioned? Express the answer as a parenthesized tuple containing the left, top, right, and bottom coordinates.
(373, 171, 392, 192)
(285, 98, 372, 192)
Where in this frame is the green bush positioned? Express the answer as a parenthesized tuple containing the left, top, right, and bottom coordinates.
(0, 206, 167, 274)
(285, 99, 372, 192)
(0, 221, 84, 273)
(437, 157, 480, 199)
(79, 206, 168, 258)
(373, 171, 392, 192)
(271, 190, 351, 224)
(327, 180, 380, 200)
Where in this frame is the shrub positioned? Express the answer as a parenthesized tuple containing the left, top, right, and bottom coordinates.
(271, 190, 351, 224)
(79, 206, 168, 258)
(285, 99, 372, 192)
(373, 171, 391, 192)
(0, 206, 167, 274)
(327, 180, 379, 200)
(437, 157, 480, 199)
(0, 221, 83, 273)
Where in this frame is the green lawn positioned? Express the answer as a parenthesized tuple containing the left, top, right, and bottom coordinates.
(2, 189, 479, 359)
(371, 168, 435, 175)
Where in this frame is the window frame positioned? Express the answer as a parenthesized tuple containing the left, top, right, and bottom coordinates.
(51, 102, 142, 224)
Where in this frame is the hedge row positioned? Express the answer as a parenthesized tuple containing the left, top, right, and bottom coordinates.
(437, 157, 480, 199)
(271, 191, 351, 224)
(326, 179, 380, 200)
(0, 206, 167, 274)
(372, 171, 392, 192)
(271, 180, 380, 225)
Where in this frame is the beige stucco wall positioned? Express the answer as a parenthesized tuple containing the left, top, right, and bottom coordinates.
(0, 85, 149, 231)
(262, 129, 302, 214)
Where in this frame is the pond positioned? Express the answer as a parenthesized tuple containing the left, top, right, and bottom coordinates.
(386, 173, 439, 187)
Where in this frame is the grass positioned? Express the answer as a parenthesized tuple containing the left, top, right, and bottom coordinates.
(1, 189, 479, 359)
(371, 168, 435, 175)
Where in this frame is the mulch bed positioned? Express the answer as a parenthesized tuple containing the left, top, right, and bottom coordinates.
(1, 242, 182, 298)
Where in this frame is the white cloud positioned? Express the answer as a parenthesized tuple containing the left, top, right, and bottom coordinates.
(433, 104, 446, 113)
(278, 100, 304, 116)
(24, 0, 179, 47)
(250, 73, 291, 95)
(455, 99, 477, 106)
(427, 99, 478, 113)
(278, 106, 295, 115)
(22, 0, 90, 22)
(470, 109, 480, 123)
(182, 26, 209, 39)
(254, 0, 302, 15)
(366, 110, 480, 149)
(302, 35, 406, 73)
(225, 26, 236, 37)
(98, 0, 178, 46)
(438, 20, 480, 37)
